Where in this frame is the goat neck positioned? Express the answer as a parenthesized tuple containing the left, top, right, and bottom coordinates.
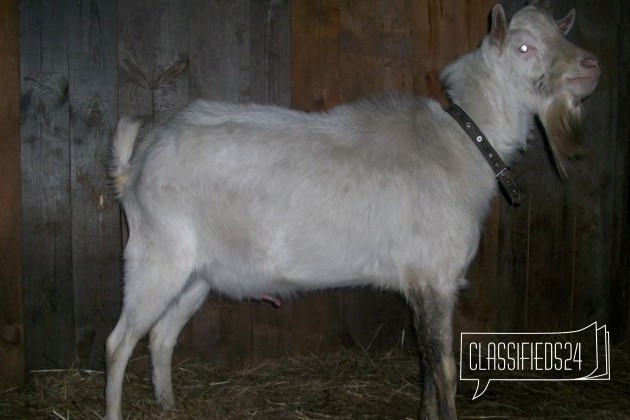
(441, 5, 600, 174)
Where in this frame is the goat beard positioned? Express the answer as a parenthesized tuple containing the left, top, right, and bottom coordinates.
(538, 93, 585, 178)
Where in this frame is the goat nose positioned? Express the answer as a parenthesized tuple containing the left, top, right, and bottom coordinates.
(582, 55, 599, 69)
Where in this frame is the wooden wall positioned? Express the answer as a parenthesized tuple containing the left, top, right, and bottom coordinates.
(491, 0, 629, 336)
(6, 0, 628, 385)
(20, 0, 120, 371)
(0, 0, 24, 389)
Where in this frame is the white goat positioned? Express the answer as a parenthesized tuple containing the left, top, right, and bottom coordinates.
(105, 4, 599, 419)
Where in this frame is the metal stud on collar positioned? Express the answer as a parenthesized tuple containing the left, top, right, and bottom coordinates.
(445, 103, 522, 206)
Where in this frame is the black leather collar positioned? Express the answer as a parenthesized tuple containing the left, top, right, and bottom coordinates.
(445, 103, 521, 206)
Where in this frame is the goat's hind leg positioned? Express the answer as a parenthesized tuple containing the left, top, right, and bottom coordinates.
(149, 277, 211, 410)
(105, 259, 194, 420)
(407, 283, 457, 420)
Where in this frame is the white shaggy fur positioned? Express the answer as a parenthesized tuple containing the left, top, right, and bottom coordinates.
(105, 4, 599, 419)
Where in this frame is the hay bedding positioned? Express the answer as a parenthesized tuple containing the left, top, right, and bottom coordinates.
(1, 344, 629, 419)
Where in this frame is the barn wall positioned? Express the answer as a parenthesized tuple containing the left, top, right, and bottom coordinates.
(614, 0, 630, 340)
(493, 0, 629, 336)
(20, 0, 120, 371)
(21, 0, 75, 371)
(0, 0, 24, 389)
(9, 0, 630, 381)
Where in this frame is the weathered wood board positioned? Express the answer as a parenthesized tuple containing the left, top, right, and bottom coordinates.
(9, 0, 629, 379)
(0, 0, 24, 389)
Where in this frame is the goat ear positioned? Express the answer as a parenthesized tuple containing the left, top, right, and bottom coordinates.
(490, 5, 508, 49)
(556, 9, 576, 35)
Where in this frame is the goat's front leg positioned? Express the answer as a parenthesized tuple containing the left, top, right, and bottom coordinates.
(407, 283, 457, 420)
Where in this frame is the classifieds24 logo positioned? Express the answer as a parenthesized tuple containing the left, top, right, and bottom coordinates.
(460, 322, 610, 399)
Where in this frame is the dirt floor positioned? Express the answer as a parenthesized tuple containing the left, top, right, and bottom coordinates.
(1, 343, 629, 419)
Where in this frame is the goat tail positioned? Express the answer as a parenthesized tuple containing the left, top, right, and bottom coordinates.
(109, 116, 142, 199)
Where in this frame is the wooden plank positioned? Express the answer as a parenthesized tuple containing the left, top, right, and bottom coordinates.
(495, 199, 530, 332)
(566, 0, 624, 335)
(249, 0, 291, 105)
(68, 0, 120, 369)
(251, 301, 293, 366)
(186, 0, 254, 368)
(338, 0, 413, 99)
(524, 137, 573, 331)
(289, 290, 345, 355)
(189, 0, 250, 101)
(20, 0, 75, 370)
(186, 299, 253, 370)
(410, 0, 474, 99)
(342, 289, 413, 352)
(0, 0, 24, 389)
(248, 0, 293, 366)
(118, 0, 189, 122)
(289, 0, 346, 355)
(291, 0, 342, 111)
(335, 0, 414, 352)
(610, 0, 630, 341)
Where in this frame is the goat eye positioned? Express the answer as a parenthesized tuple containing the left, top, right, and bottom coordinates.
(519, 44, 530, 53)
